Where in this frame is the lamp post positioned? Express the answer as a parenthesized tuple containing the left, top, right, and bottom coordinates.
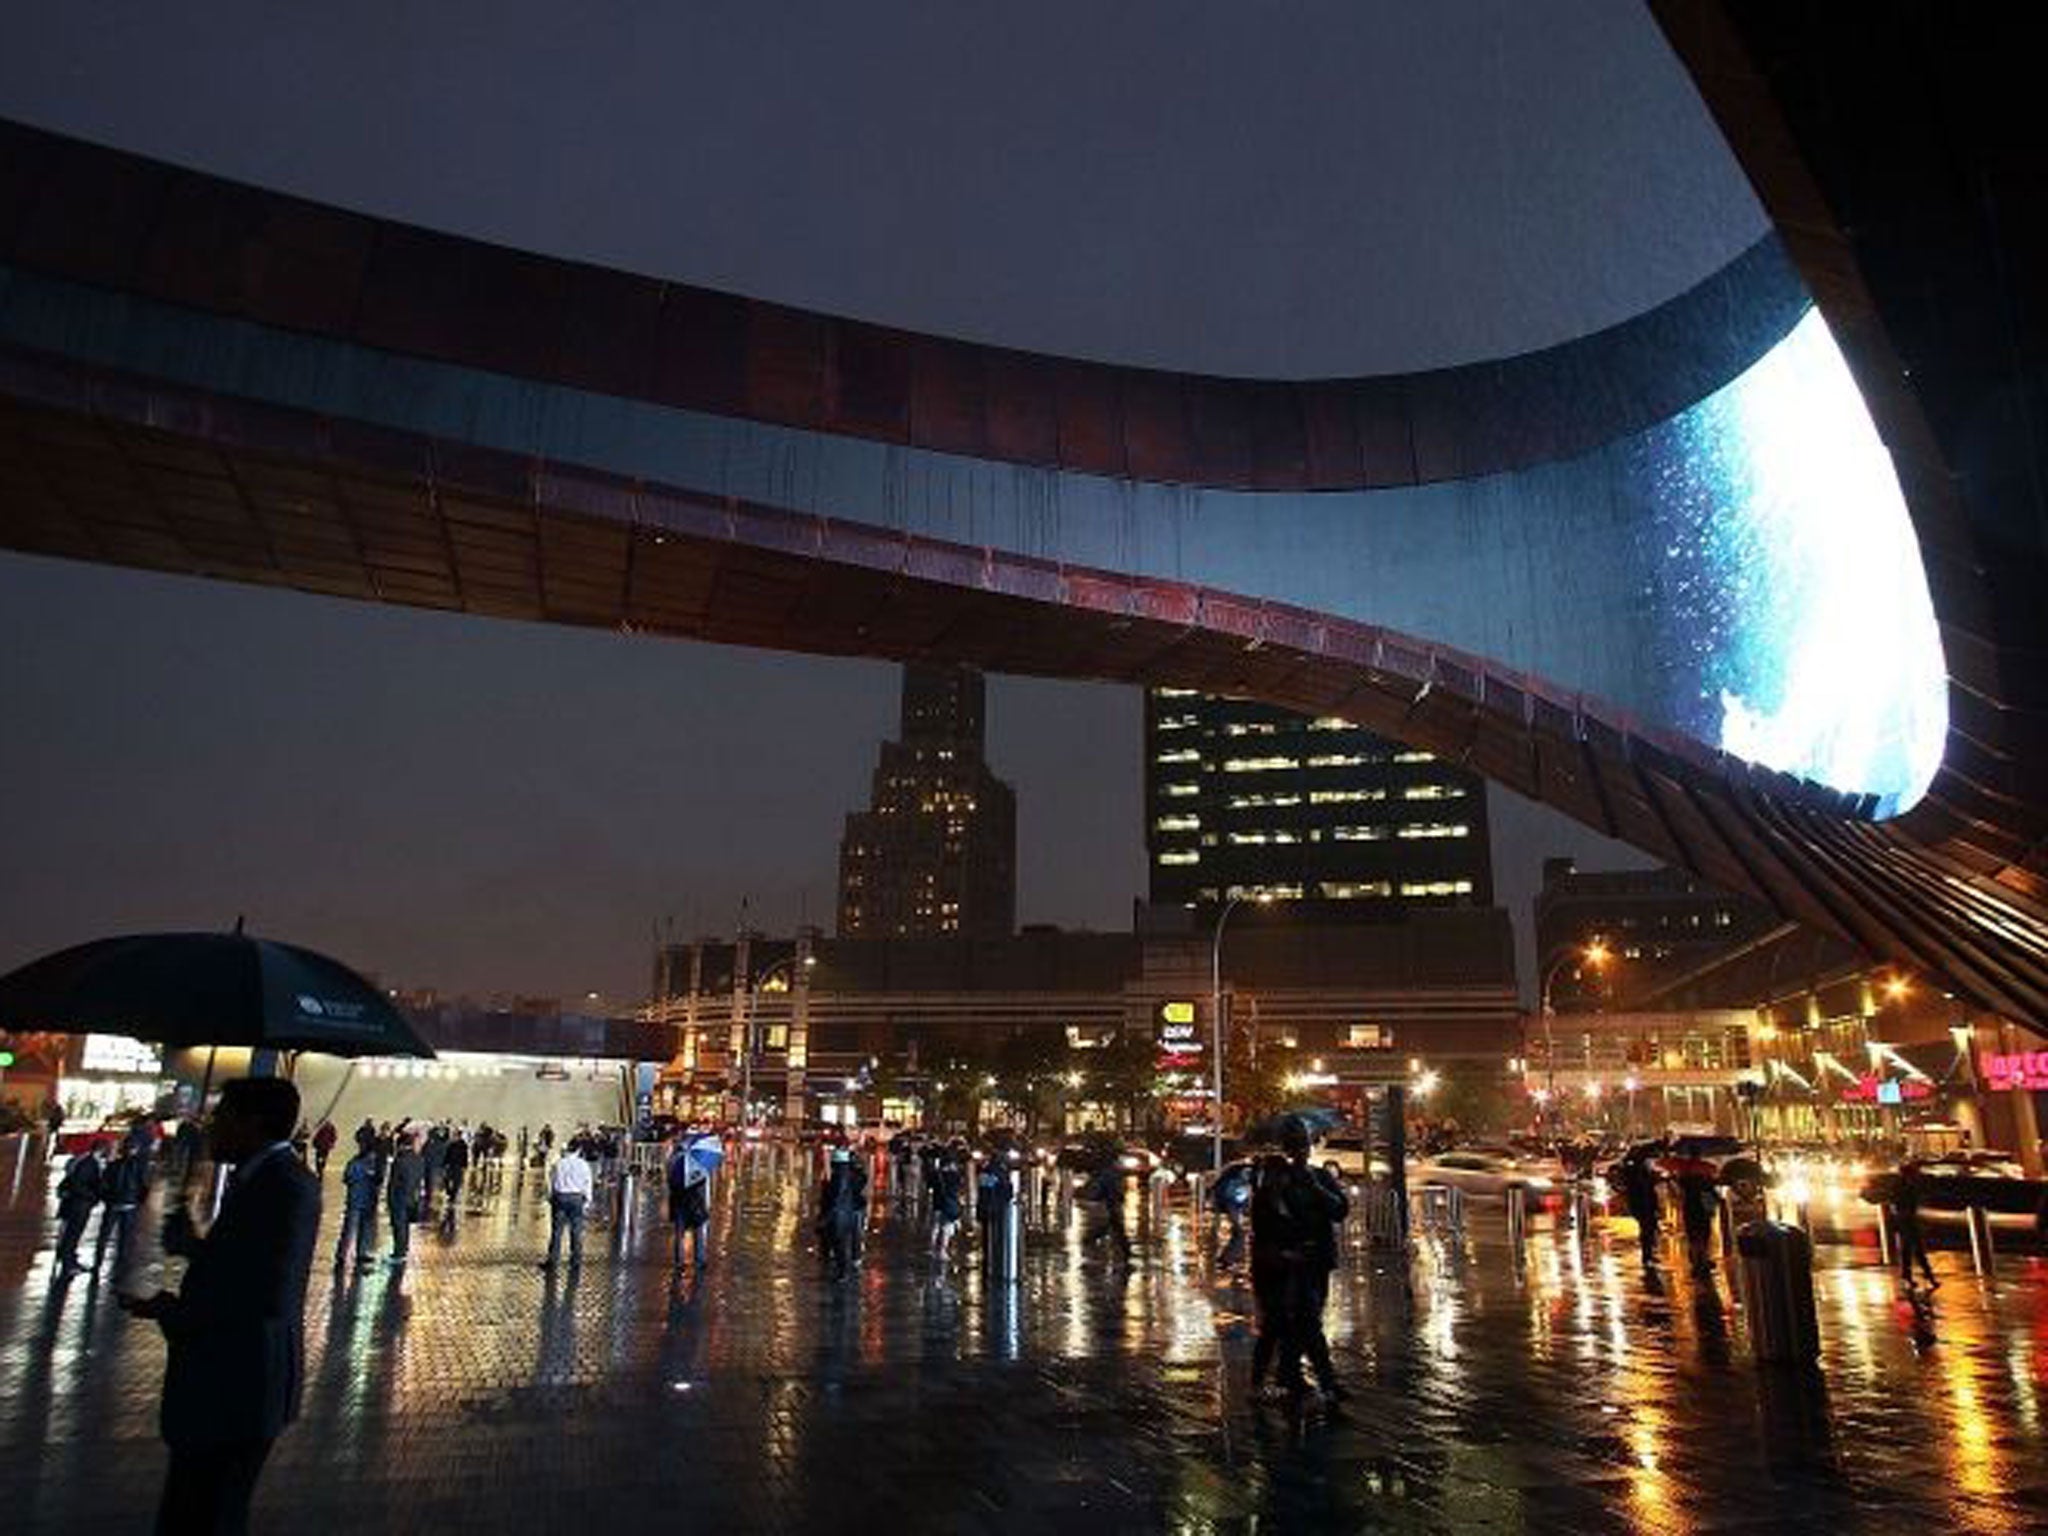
(1539, 939, 1609, 1133)
(1211, 893, 1269, 1172)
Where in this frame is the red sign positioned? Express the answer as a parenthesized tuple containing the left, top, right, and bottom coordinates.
(1982, 1050, 2048, 1091)
(1838, 1073, 1931, 1105)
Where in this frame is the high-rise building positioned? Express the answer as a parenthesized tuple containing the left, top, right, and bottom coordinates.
(838, 665, 1017, 939)
(1145, 689, 1492, 911)
(1534, 857, 1781, 1010)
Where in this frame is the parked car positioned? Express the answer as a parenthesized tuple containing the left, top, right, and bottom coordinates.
(1409, 1149, 1559, 1200)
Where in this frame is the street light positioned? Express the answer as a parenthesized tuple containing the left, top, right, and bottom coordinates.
(1539, 938, 1610, 1130)
(1211, 891, 1272, 1172)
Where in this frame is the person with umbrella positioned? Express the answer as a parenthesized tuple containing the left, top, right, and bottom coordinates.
(1616, 1145, 1665, 1272)
(118, 1076, 321, 1536)
(1210, 1160, 1253, 1271)
(929, 1144, 965, 1270)
(666, 1131, 719, 1271)
(1249, 1116, 1350, 1404)
(1672, 1155, 1721, 1280)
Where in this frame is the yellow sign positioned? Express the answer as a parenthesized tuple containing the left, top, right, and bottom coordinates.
(1160, 1001, 1196, 1025)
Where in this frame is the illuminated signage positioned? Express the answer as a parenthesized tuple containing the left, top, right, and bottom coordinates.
(1156, 999, 1202, 1058)
(1837, 1072, 1930, 1105)
(1159, 1001, 1196, 1025)
(1982, 1051, 2048, 1092)
(80, 1034, 163, 1075)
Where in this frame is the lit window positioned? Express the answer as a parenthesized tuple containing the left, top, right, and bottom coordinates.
(1155, 714, 1199, 731)
(1331, 825, 1388, 842)
(1154, 749, 1201, 764)
(1402, 784, 1466, 801)
(1305, 753, 1369, 768)
(1154, 814, 1201, 832)
(1162, 783, 1200, 798)
(1222, 756, 1299, 773)
(1155, 687, 1198, 698)
(1396, 823, 1469, 840)
(1399, 879, 1474, 897)
(1223, 722, 1279, 738)
(1393, 750, 1435, 763)
(1308, 717, 1353, 731)
(1227, 792, 1302, 809)
(1227, 831, 1300, 846)
(1308, 788, 1386, 805)
(1158, 850, 1200, 866)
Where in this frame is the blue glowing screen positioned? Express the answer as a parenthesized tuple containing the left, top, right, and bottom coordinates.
(1627, 309, 1946, 816)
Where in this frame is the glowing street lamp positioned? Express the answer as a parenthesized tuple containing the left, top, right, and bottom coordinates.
(1540, 938, 1612, 1125)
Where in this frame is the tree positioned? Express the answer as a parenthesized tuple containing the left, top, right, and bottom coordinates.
(1091, 1031, 1164, 1136)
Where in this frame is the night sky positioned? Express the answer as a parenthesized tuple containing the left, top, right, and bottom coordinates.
(0, 3, 1727, 1002)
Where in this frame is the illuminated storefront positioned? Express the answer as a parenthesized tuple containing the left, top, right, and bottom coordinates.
(56, 1033, 173, 1122)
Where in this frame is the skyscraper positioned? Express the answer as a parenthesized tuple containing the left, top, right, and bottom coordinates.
(1145, 689, 1492, 911)
(838, 665, 1017, 938)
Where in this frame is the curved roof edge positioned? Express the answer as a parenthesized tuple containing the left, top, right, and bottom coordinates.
(0, 117, 1805, 495)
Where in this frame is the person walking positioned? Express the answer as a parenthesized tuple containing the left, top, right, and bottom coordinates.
(1893, 1161, 1940, 1291)
(817, 1146, 867, 1280)
(540, 1138, 594, 1272)
(119, 1077, 320, 1536)
(1211, 1161, 1252, 1270)
(95, 1139, 150, 1280)
(1085, 1155, 1131, 1265)
(666, 1137, 713, 1271)
(1676, 1166, 1720, 1279)
(442, 1131, 470, 1209)
(335, 1141, 383, 1272)
(54, 1140, 108, 1277)
(1249, 1117, 1350, 1403)
(385, 1133, 425, 1269)
(311, 1120, 337, 1178)
(1619, 1151, 1664, 1271)
(929, 1149, 964, 1268)
(419, 1127, 448, 1223)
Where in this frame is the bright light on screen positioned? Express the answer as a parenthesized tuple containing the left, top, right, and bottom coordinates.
(1631, 308, 1946, 817)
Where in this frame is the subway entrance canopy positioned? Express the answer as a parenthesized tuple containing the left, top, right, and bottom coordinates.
(1, 5, 2045, 1020)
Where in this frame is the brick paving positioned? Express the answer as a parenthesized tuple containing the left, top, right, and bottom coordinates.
(2, 1141, 2046, 1533)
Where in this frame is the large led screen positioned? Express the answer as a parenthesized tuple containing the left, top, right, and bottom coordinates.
(1624, 308, 1946, 817)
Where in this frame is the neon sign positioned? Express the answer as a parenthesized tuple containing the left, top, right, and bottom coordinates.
(1838, 1073, 1930, 1105)
(1982, 1051, 2048, 1091)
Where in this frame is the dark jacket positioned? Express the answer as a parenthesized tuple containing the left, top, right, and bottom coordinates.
(1250, 1154, 1349, 1277)
(57, 1153, 105, 1213)
(444, 1138, 470, 1175)
(386, 1150, 426, 1212)
(103, 1151, 149, 1209)
(156, 1149, 321, 1448)
(819, 1163, 866, 1230)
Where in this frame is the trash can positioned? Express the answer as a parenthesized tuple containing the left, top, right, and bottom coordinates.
(1736, 1220, 1820, 1365)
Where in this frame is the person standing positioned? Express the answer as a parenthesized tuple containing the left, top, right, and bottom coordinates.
(1086, 1156, 1131, 1265)
(385, 1134, 425, 1269)
(54, 1141, 108, 1277)
(666, 1137, 713, 1271)
(1893, 1162, 1940, 1291)
(540, 1138, 594, 1271)
(119, 1076, 320, 1536)
(1249, 1117, 1349, 1402)
(335, 1142, 383, 1272)
(310, 1120, 337, 1178)
(419, 1127, 448, 1222)
(95, 1139, 150, 1280)
(1618, 1151, 1664, 1271)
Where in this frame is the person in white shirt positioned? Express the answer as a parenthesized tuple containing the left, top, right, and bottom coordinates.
(540, 1139, 594, 1271)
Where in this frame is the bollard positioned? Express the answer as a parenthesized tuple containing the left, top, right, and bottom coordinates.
(1571, 1181, 1595, 1243)
(1736, 1221, 1821, 1365)
(614, 1167, 636, 1247)
(1965, 1205, 1995, 1276)
(1717, 1190, 1739, 1261)
(1000, 1187, 1023, 1286)
(1873, 1202, 1894, 1266)
(1505, 1183, 1528, 1247)
(1150, 1170, 1171, 1229)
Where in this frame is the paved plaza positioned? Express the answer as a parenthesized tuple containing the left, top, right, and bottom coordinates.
(2, 1145, 2045, 1534)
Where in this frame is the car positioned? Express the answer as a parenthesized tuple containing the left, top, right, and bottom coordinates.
(1316, 1135, 1389, 1183)
(1409, 1149, 1560, 1200)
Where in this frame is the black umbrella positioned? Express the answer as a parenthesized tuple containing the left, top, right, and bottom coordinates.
(0, 926, 435, 1059)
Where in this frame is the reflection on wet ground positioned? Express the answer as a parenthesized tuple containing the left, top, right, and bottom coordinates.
(1, 1140, 2044, 1532)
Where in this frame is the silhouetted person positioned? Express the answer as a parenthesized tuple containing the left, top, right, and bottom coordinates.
(1893, 1162, 1940, 1291)
(310, 1120, 337, 1177)
(1211, 1162, 1251, 1270)
(419, 1127, 448, 1221)
(666, 1138, 712, 1270)
(1250, 1117, 1349, 1402)
(96, 1141, 150, 1279)
(1619, 1152, 1664, 1270)
(55, 1141, 107, 1276)
(121, 1076, 320, 1536)
(929, 1152, 964, 1267)
(1085, 1156, 1131, 1264)
(385, 1135, 425, 1268)
(817, 1147, 866, 1280)
(1677, 1169, 1720, 1279)
(442, 1132, 470, 1206)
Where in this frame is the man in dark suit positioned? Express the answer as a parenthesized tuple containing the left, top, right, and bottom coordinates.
(121, 1076, 320, 1535)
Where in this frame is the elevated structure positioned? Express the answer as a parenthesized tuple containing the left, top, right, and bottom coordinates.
(1, 7, 2046, 1021)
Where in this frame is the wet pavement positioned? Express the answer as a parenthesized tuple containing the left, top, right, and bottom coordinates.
(2, 1141, 2045, 1534)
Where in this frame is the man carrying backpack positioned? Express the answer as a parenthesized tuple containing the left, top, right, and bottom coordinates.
(1249, 1117, 1349, 1403)
(667, 1136, 713, 1272)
